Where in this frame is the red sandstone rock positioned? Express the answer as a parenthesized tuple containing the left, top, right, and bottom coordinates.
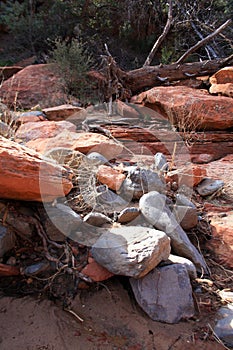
(0, 64, 68, 109)
(81, 259, 114, 282)
(133, 86, 233, 130)
(42, 104, 85, 121)
(209, 83, 233, 98)
(0, 136, 73, 202)
(15, 114, 47, 126)
(209, 66, 233, 84)
(166, 164, 207, 188)
(26, 131, 123, 160)
(114, 99, 141, 118)
(15, 120, 76, 142)
(97, 165, 126, 191)
(105, 122, 233, 164)
(206, 212, 233, 269)
(0, 263, 20, 276)
(209, 67, 233, 98)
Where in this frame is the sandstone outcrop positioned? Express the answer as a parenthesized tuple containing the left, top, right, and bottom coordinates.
(133, 86, 233, 130)
(209, 66, 233, 98)
(0, 136, 73, 201)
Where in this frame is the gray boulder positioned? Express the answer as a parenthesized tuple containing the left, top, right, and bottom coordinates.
(83, 212, 112, 226)
(196, 178, 224, 196)
(130, 263, 195, 324)
(139, 191, 208, 273)
(214, 304, 233, 347)
(96, 185, 128, 212)
(154, 152, 168, 172)
(91, 226, 171, 278)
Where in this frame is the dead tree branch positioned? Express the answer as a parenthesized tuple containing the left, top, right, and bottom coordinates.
(176, 19, 232, 64)
(143, 0, 173, 66)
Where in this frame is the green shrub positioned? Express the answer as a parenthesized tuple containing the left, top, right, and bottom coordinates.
(51, 38, 95, 103)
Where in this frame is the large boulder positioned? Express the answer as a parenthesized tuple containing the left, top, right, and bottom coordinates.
(0, 136, 73, 201)
(0, 64, 67, 109)
(133, 86, 233, 130)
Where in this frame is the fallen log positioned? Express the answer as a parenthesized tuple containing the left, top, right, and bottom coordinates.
(90, 53, 233, 97)
(122, 54, 233, 94)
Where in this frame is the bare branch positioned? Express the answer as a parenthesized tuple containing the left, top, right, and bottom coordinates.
(176, 19, 232, 64)
(143, 0, 173, 67)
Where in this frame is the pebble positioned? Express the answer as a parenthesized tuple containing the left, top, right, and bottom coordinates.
(117, 207, 140, 224)
(86, 152, 109, 165)
(154, 152, 168, 172)
(83, 212, 112, 226)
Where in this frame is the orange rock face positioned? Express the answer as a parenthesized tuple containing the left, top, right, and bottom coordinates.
(209, 67, 233, 98)
(15, 120, 76, 142)
(81, 259, 114, 282)
(26, 131, 123, 160)
(207, 212, 233, 269)
(0, 136, 73, 202)
(97, 165, 126, 191)
(133, 86, 233, 130)
(0, 64, 67, 109)
(166, 164, 207, 188)
(209, 66, 233, 84)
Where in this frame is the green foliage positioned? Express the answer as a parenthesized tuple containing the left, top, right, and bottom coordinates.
(161, 46, 174, 64)
(50, 38, 94, 103)
(0, 0, 83, 55)
(0, 0, 232, 68)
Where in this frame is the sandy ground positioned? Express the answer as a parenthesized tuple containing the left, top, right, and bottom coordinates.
(0, 277, 226, 350)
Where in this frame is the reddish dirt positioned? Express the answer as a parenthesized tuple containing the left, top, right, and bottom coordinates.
(0, 277, 226, 350)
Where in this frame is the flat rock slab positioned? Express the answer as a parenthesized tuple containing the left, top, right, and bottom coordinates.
(91, 226, 171, 278)
(15, 120, 76, 142)
(130, 263, 195, 324)
(26, 131, 123, 160)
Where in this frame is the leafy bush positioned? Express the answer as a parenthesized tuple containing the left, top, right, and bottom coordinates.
(50, 38, 95, 103)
